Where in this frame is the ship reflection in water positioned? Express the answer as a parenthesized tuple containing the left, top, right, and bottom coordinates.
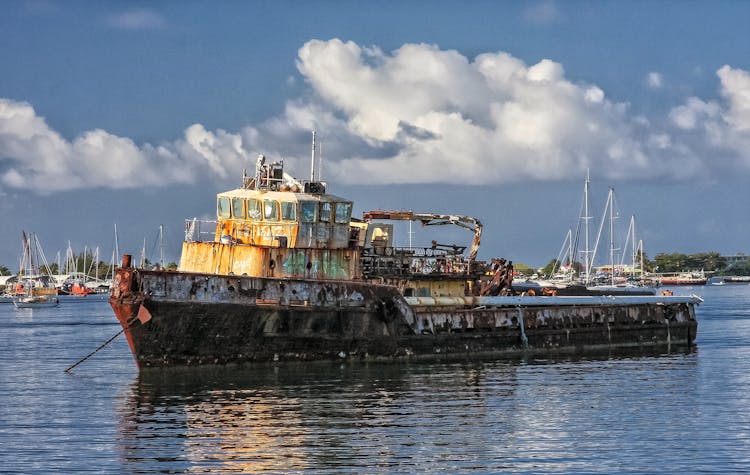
(117, 362, 523, 473)
(115, 352, 702, 473)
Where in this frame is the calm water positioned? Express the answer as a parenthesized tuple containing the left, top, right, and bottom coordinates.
(1, 286, 749, 474)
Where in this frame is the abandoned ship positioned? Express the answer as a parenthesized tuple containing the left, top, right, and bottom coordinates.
(110, 140, 701, 369)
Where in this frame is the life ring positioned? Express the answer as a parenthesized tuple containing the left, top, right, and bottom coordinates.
(660, 290, 673, 296)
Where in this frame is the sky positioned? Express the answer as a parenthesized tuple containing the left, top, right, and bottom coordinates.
(1, 0, 749, 270)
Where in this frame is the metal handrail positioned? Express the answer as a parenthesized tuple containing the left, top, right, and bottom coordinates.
(184, 219, 217, 243)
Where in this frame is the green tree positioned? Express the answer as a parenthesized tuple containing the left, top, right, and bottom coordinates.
(0, 265, 10, 276)
(166, 262, 178, 271)
(724, 259, 750, 276)
(41, 263, 59, 275)
(692, 252, 726, 271)
(513, 263, 534, 276)
(541, 259, 559, 277)
(652, 252, 727, 272)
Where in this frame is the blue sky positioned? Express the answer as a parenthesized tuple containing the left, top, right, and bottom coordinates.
(1, 0, 749, 270)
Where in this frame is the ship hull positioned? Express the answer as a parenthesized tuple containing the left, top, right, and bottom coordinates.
(110, 268, 699, 368)
(659, 279, 707, 286)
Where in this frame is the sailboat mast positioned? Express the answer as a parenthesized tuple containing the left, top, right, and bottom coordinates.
(584, 171, 590, 284)
(608, 188, 615, 286)
(630, 215, 636, 279)
(94, 246, 99, 281)
(114, 223, 119, 264)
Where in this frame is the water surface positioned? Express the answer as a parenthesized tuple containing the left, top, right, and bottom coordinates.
(1, 286, 749, 473)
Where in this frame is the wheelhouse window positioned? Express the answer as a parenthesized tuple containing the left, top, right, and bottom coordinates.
(264, 200, 278, 221)
(281, 202, 296, 222)
(217, 197, 230, 219)
(300, 201, 317, 223)
(246, 199, 262, 220)
(334, 202, 352, 224)
(231, 198, 245, 219)
(320, 202, 332, 223)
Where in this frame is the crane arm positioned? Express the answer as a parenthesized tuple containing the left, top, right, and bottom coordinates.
(362, 211, 483, 263)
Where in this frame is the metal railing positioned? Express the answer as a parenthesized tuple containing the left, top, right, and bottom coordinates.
(361, 247, 470, 278)
(184, 219, 217, 243)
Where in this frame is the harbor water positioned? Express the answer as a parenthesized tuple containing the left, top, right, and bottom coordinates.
(1, 286, 749, 473)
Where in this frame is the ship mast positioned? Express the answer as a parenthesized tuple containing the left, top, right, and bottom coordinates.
(159, 224, 165, 268)
(310, 130, 317, 182)
(140, 238, 146, 268)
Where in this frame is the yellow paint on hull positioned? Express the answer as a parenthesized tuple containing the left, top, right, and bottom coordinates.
(179, 241, 361, 280)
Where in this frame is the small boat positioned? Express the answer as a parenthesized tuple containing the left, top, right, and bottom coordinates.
(586, 283, 657, 296)
(658, 271, 707, 286)
(12, 231, 60, 309)
(13, 295, 60, 308)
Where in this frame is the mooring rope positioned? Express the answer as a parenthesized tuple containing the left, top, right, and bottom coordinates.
(64, 316, 139, 373)
(517, 306, 529, 349)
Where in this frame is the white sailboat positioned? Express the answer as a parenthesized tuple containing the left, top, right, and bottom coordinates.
(13, 231, 60, 309)
(519, 175, 657, 296)
(586, 188, 656, 296)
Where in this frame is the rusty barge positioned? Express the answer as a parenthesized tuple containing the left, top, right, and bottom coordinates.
(110, 154, 701, 369)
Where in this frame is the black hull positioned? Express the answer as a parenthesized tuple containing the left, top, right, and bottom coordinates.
(129, 300, 696, 367)
(513, 283, 656, 296)
(111, 268, 699, 368)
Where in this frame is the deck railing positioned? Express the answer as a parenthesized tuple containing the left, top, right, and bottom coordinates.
(184, 219, 217, 243)
(361, 246, 469, 278)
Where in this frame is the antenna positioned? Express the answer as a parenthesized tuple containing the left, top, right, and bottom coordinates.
(317, 140, 323, 181)
(310, 130, 317, 182)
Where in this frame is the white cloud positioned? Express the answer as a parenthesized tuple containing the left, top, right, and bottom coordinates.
(107, 9, 165, 30)
(646, 72, 663, 89)
(668, 65, 750, 166)
(0, 99, 245, 193)
(291, 39, 704, 184)
(2, 40, 750, 194)
(669, 97, 719, 130)
(718, 65, 750, 132)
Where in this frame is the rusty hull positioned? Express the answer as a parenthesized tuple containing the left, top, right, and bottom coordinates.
(110, 266, 698, 368)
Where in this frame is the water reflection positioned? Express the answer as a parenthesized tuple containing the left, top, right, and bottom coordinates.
(116, 351, 699, 474)
(117, 361, 522, 473)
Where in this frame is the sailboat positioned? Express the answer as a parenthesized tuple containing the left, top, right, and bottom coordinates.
(585, 188, 656, 296)
(12, 231, 60, 308)
(514, 175, 656, 296)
